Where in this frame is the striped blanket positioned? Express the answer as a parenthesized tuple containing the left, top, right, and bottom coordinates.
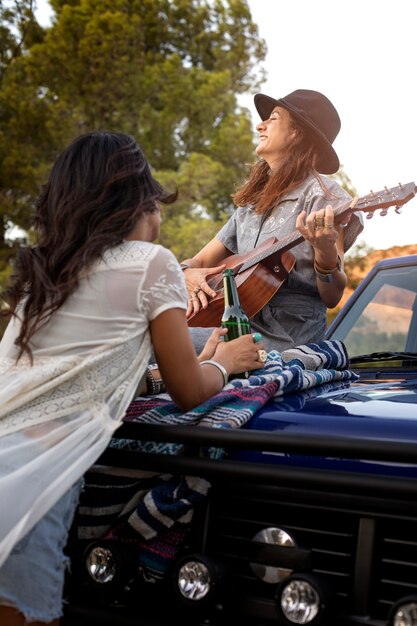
(77, 340, 358, 581)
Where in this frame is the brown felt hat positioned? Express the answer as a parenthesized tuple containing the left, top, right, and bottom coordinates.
(254, 89, 341, 174)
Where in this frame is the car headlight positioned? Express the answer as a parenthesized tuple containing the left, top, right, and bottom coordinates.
(389, 597, 417, 626)
(276, 573, 333, 625)
(83, 540, 137, 587)
(250, 527, 296, 583)
(174, 554, 224, 605)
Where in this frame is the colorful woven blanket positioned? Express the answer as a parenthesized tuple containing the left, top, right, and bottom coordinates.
(77, 340, 358, 581)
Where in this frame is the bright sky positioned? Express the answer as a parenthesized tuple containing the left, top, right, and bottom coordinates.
(244, 0, 417, 251)
(34, 0, 417, 251)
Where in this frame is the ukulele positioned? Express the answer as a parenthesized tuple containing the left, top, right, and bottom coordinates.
(187, 182, 417, 328)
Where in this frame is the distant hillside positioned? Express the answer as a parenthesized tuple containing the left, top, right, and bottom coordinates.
(329, 244, 417, 316)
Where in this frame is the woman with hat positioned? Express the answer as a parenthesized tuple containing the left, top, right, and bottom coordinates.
(181, 89, 364, 352)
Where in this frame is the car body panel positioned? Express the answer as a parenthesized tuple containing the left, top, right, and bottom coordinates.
(63, 254, 417, 626)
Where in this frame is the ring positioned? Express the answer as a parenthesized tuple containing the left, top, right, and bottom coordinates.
(314, 224, 324, 230)
(257, 349, 267, 363)
(252, 332, 262, 343)
(324, 223, 334, 229)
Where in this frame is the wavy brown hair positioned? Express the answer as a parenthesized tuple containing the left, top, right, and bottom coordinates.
(2, 131, 177, 360)
(232, 116, 328, 214)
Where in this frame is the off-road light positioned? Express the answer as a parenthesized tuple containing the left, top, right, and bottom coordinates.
(174, 554, 224, 604)
(276, 573, 331, 625)
(85, 544, 117, 584)
(389, 597, 417, 626)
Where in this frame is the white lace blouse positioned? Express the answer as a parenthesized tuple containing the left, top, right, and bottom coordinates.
(0, 240, 187, 566)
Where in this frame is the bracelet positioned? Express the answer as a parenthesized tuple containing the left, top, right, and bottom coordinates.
(314, 255, 342, 283)
(200, 360, 228, 386)
(145, 366, 166, 395)
(314, 255, 341, 274)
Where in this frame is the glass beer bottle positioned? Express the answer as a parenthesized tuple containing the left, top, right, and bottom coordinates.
(221, 269, 251, 379)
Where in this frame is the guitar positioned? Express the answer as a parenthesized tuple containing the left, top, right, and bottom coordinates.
(187, 182, 417, 328)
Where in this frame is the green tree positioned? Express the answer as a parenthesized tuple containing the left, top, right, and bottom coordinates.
(0, 1, 46, 268)
(0, 0, 267, 269)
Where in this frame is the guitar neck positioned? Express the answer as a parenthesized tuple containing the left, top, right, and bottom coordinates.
(238, 201, 352, 273)
(238, 182, 417, 273)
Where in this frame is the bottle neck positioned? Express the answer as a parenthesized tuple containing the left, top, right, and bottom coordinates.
(223, 272, 240, 309)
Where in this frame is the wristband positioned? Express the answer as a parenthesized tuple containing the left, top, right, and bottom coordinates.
(314, 255, 342, 283)
(145, 366, 166, 395)
(200, 360, 228, 386)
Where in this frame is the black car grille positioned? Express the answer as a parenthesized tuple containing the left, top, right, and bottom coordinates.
(374, 519, 417, 617)
(65, 423, 417, 626)
(201, 480, 417, 624)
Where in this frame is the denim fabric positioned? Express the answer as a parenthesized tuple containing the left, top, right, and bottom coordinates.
(0, 479, 83, 623)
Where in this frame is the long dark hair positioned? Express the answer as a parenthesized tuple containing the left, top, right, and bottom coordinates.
(232, 116, 327, 214)
(2, 131, 177, 360)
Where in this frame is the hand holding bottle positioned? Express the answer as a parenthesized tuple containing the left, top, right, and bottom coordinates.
(211, 332, 267, 379)
(197, 327, 228, 362)
(221, 268, 252, 378)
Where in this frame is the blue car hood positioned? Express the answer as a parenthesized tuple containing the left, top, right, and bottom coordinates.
(246, 377, 417, 438)
(239, 376, 417, 476)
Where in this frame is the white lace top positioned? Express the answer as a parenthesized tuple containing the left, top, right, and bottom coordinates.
(0, 240, 187, 566)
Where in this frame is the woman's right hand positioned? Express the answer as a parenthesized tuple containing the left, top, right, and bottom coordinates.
(213, 332, 267, 376)
(185, 266, 225, 318)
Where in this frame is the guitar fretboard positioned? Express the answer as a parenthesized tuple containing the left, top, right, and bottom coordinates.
(236, 182, 416, 274)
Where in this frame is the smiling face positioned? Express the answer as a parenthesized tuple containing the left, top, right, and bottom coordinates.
(255, 106, 298, 170)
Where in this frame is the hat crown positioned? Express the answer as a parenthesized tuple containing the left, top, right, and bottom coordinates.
(253, 88, 341, 174)
(279, 89, 340, 144)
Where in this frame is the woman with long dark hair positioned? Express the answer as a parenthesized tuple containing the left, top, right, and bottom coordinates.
(0, 131, 263, 625)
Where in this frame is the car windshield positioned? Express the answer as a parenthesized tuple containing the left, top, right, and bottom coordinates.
(326, 263, 417, 358)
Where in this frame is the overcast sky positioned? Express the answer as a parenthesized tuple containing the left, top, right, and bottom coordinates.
(34, 0, 417, 251)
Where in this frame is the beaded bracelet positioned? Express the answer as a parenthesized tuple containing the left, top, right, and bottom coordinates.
(200, 359, 228, 386)
(145, 366, 166, 395)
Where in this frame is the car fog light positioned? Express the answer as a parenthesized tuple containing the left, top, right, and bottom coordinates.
(390, 597, 417, 626)
(276, 574, 331, 625)
(174, 554, 224, 605)
(85, 545, 117, 584)
(177, 559, 212, 601)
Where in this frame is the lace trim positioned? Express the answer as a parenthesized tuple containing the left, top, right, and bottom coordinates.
(94, 241, 159, 271)
(0, 334, 149, 438)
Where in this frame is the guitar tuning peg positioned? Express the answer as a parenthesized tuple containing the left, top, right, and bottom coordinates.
(365, 212, 374, 220)
(379, 208, 388, 217)
(395, 206, 402, 214)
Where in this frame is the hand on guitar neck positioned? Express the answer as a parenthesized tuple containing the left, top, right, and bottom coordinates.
(184, 182, 416, 329)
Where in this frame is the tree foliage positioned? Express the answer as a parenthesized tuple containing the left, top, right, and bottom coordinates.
(0, 0, 363, 328)
(0, 0, 266, 277)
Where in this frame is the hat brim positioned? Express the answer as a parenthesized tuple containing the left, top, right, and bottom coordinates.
(254, 93, 340, 175)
